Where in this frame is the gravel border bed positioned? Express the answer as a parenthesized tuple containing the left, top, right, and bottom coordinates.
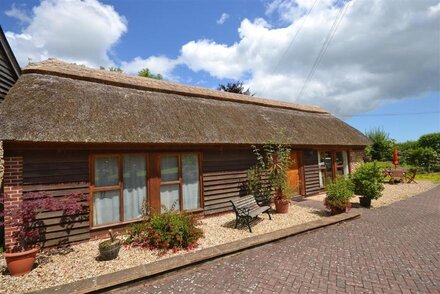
(0, 204, 323, 294)
(307, 180, 438, 208)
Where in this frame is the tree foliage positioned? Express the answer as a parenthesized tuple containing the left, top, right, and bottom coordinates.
(107, 66, 124, 73)
(217, 81, 253, 95)
(418, 133, 440, 153)
(365, 127, 395, 161)
(138, 68, 163, 80)
(406, 147, 438, 172)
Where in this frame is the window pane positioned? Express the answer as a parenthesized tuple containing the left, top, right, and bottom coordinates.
(94, 190, 120, 225)
(324, 152, 332, 174)
(123, 155, 147, 221)
(318, 152, 324, 188)
(337, 167, 344, 176)
(335, 152, 344, 166)
(95, 157, 119, 187)
(343, 151, 349, 176)
(161, 156, 179, 182)
(160, 184, 180, 212)
(182, 154, 200, 210)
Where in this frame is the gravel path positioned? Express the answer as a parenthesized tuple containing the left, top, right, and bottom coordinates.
(0, 204, 322, 294)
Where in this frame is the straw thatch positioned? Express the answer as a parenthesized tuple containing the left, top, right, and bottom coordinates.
(0, 60, 369, 146)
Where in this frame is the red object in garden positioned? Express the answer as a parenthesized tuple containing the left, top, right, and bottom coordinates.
(393, 148, 399, 167)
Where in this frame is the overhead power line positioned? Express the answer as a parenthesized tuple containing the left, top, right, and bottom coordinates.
(270, 0, 321, 75)
(296, 1, 352, 100)
(340, 111, 440, 118)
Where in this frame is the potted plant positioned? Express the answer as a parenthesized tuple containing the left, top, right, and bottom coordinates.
(250, 141, 293, 213)
(98, 229, 121, 261)
(324, 177, 354, 215)
(3, 192, 83, 276)
(352, 162, 384, 208)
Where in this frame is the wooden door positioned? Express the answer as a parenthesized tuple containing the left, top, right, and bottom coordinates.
(287, 151, 300, 195)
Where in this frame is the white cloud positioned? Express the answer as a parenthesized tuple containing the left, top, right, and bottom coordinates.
(5, 0, 127, 68)
(216, 13, 229, 25)
(121, 56, 179, 79)
(5, 3, 31, 23)
(157, 0, 440, 116)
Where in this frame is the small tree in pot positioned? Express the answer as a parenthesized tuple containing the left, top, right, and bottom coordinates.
(352, 162, 384, 208)
(324, 177, 354, 215)
(250, 143, 293, 213)
(4, 192, 84, 276)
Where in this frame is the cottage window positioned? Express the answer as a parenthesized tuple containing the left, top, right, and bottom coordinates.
(318, 150, 350, 187)
(91, 154, 147, 227)
(159, 153, 200, 212)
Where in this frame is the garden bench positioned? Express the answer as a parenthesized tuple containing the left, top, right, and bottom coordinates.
(230, 195, 272, 233)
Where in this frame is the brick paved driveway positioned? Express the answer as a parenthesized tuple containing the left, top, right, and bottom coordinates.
(117, 186, 440, 294)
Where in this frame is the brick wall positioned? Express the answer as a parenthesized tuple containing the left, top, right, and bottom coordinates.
(3, 156, 23, 248)
(350, 150, 365, 173)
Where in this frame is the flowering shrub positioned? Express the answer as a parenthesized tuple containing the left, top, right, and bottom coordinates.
(324, 177, 354, 214)
(9, 192, 84, 252)
(125, 211, 203, 253)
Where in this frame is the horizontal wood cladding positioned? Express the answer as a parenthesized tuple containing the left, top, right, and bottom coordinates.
(24, 182, 90, 248)
(22, 150, 90, 247)
(303, 150, 321, 195)
(23, 150, 89, 185)
(203, 149, 256, 215)
(0, 50, 17, 103)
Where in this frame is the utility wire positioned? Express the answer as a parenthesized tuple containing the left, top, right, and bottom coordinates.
(296, 1, 351, 100)
(270, 0, 321, 76)
(339, 111, 440, 118)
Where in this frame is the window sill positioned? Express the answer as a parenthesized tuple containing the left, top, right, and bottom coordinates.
(90, 218, 143, 231)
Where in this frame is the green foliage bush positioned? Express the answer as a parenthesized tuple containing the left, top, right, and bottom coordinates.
(324, 177, 354, 213)
(365, 127, 395, 161)
(125, 211, 203, 253)
(418, 133, 440, 153)
(406, 147, 438, 173)
(352, 162, 384, 200)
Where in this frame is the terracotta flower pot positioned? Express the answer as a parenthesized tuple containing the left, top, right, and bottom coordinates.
(4, 247, 38, 276)
(274, 198, 290, 213)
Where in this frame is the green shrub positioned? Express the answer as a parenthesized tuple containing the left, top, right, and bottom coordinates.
(406, 147, 438, 173)
(324, 177, 354, 213)
(418, 133, 440, 153)
(125, 211, 203, 253)
(352, 162, 384, 200)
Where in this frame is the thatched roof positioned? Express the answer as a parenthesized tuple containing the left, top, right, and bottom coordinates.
(0, 59, 369, 146)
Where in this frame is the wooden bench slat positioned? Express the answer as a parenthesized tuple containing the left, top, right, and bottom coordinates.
(230, 195, 272, 233)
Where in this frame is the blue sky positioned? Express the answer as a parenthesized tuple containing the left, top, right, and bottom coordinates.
(0, 0, 439, 142)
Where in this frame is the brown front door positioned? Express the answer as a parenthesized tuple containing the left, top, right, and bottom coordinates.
(287, 151, 300, 195)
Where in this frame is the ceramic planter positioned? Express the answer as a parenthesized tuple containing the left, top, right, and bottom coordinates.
(98, 240, 121, 261)
(274, 198, 290, 213)
(4, 247, 38, 276)
(359, 196, 372, 208)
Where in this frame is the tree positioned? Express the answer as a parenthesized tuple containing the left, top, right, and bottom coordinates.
(217, 81, 253, 95)
(397, 140, 418, 165)
(108, 66, 124, 73)
(365, 127, 395, 161)
(418, 133, 440, 153)
(138, 68, 163, 80)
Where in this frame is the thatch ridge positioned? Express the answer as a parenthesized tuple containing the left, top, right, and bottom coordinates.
(23, 59, 328, 114)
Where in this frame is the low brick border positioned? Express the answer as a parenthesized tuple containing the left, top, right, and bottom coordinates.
(30, 211, 360, 294)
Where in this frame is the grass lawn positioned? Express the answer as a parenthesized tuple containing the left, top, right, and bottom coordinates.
(416, 172, 440, 183)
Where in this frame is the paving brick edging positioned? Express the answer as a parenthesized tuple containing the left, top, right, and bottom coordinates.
(29, 211, 360, 294)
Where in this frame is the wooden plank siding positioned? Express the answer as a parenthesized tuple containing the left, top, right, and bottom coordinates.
(202, 149, 257, 215)
(22, 151, 90, 247)
(302, 150, 321, 195)
(0, 53, 16, 102)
